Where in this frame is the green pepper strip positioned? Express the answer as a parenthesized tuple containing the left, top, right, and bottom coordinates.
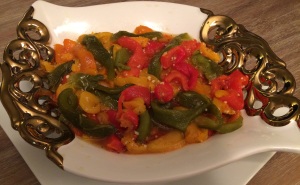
(148, 33, 192, 79)
(217, 116, 243, 134)
(175, 91, 211, 109)
(69, 73, 131, 95)
(114, 47, 131, 71)
(58, 88, 115, 138)
(137, 110, 151, 142)
(151, 91, 210, 131)
(68, 73, 131, 109)
(111, 31, 163, 42)
(193, 103, 243, 134)
(81, 35, 115, 80)
(191, 51, 223, 81)
(47, 61, 74, 92)
(192, 103, 223, 130)
(93, 91, 118, 110)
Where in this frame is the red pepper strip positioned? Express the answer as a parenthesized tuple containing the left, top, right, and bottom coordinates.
(211, 75, 229, 95)
(211, 70, 249, 110)
(118, 85, 151, 113)
(164, 70, 189, 91)
(218, 89, 244, 110)
(180, 39, 200, 57)
(106, 110, 121, 129)
(144, 40, 166, 58)
(154, 82, 174, 103)
(227, 70, 249, 91)
(160, 46, 187, 69)
(173, 61, 199, 90)
(117, 36, 140, 51)
(117, 37, 149, 76)
(105, 134, 126, 153)
(119, 109, 139, 129)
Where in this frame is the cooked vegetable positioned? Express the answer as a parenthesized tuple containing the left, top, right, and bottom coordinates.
(45, 25, 249, 154)
(58, 88, 115, 138)
(81, 35, 115, 79)
(47, 61, 73, 92)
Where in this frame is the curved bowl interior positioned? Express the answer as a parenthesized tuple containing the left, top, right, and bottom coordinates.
(27, 0, 300, 183)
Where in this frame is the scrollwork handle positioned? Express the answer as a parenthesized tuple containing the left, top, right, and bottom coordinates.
(200, 9, 300, 127)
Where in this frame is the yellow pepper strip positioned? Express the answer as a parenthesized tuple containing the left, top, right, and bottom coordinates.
(97, 111, 110, 124)
(147, 130, 186, 153)
(121, 131, 148, 154)
(159, 33, 173, 43)
(215, 89, 229, 98)
(94, 32, 113, 51)
(185, 123, 209, 144)
(213, 98, 236, 115)
(193, 80, 211, 98)
(78, 91, 101, 114)
(199, 42, 221, 63)
(40, 60, 55, 73)
(123, 97, 146, 115)
(56, 83, 74, 98)
(71, 59, 81, 73)
(122, 130, 186, 154)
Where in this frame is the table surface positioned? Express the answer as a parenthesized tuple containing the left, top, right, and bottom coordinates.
(0, 0, 299, 184)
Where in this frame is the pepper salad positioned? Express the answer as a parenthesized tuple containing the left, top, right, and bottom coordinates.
(40, 25, 249, 154)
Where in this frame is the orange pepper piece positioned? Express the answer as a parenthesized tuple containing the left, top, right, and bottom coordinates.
(134, 25, 153, 34)
(72, 44, 98, 75)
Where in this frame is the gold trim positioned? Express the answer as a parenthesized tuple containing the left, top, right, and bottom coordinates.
(0, 7, 74, 168)
(200, 9, 300, 126)
(0, 6, 299, 169)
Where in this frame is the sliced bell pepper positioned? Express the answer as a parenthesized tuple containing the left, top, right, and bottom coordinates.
(81, 35, 115, 79)
(192, 51, 223, 81)
(72, 43, 98, 75)
(118, 85, 151, 112)
(54, 40, 76, 65)
(105, 134, 126, 153)
(117, 36, 149, 76)
(160, 46, 187, 69)
(144, 40, 166, 58)
(106, 109, 121, 129)
(216, 115, 243, 134)
(151, 91, 211, 131)
(136, 110, 151, 142)
(164, 70, 189, 91)
(47, 61, 74, 92)
(148, 33, 192, 79)
(111, 31, 163, 42)
(134, 25, 154, 34)
(114, 47, 131, 71)
(227, 69, 249, 91)
(173, 61, 199, 90)
(180, 39, 200, 57)
(119, 109, 139, 129)
(199, 42, 221, 63)
(211, 69, 249, 110)
(63, 39, 77, 52)
(154, 82, 174, 103)
(58, 88, 115, 138)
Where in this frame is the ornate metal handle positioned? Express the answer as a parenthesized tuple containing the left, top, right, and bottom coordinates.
(200, 8, 300, 127)
(0, 6, 74, 168)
